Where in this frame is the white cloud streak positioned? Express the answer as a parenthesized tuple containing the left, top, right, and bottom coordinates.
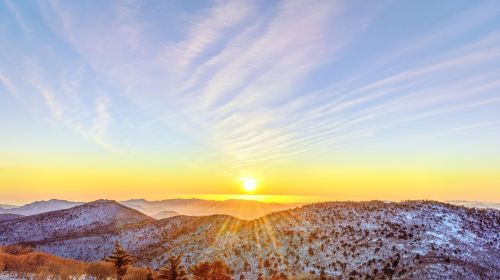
(2, 0, 499, 169)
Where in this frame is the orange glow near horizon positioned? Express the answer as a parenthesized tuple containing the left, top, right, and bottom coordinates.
(1, 143, 499, 205)
(1, 159, 499, 205)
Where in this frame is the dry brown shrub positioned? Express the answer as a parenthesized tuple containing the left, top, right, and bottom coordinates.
(0, 251, 86, 276)
(123, 267, 150, 280)
(1, 244, 34, 255)
(0, 247, 151, 279)
(85, 261, 115, 280)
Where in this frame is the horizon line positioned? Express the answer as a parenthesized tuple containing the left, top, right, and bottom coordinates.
(2, 194, 500, 207)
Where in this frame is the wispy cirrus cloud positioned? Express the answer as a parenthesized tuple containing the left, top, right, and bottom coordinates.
(3, 0, 30, 33)
(1, 48, 115, 150)
(91, 95, 112, 150)
(445, 121, 500, 136)
(162, 0, 256, 79)
(34, 80, 114, 151)
(1, 0, 499, 171)
(0, 72, 18, 96)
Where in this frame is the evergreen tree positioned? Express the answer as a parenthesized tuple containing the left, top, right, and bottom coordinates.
(104, 241, 134, 280)
(191, 260, 232, 280)
(158, 255, 187, 280)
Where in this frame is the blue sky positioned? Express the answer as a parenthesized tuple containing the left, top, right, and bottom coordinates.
(1, 0, 500, 201)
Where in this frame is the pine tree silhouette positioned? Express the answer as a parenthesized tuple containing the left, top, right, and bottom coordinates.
(104, 241, 134, 280)
(158, 255, 187, 280)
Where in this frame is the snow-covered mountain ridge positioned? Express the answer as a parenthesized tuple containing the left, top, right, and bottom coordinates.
(0, 200, 498, 279)
(0, 200, 153, 245)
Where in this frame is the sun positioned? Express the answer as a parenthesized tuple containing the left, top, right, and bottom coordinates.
(241, 177, 257, 193)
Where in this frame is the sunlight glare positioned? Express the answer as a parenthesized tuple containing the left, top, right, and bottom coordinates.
(241, 177, 257, 193)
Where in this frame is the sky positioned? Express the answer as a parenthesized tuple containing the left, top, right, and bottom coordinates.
(1, 0, 499, 204)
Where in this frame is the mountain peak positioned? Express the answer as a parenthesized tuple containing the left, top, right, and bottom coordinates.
(85, 199, 121, 206)
(0, 200, 154, 245)
(0, 199, 82, 216)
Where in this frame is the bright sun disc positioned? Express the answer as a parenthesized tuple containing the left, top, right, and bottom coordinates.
(241, 178, 257, 192)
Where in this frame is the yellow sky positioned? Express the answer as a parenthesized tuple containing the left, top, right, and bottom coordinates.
(1, 1, 500, 205)
(1, 158, 499, 204)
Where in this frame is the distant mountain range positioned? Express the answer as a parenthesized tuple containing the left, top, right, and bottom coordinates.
(447, 200, 500, 210)
(0, 204, 18, 210)
(2, 198, 498, 220)
(0, 200, 498, 279)
(0, 198, 300, 220)
(0, 199, 82, 216)
(121, 198, 301, 219)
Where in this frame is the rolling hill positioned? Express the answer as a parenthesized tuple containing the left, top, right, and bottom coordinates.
(151, 210, 179, 219)
(0, 214, 23, 222)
